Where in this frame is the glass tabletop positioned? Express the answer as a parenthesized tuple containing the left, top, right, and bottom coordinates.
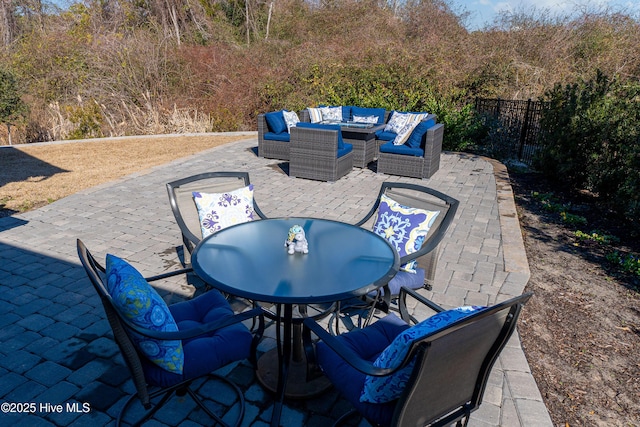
(191, 217, 399, 304)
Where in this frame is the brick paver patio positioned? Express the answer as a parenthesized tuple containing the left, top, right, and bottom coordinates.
(0, 134, 553, 426)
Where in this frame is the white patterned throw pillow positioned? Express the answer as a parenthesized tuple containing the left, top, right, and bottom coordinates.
(308, 107, 323, 123)
(353, 115, 379, 124)
(283, 110, 300, 132)
(320, 106, 342, 122)
(192, 185, 255, 238)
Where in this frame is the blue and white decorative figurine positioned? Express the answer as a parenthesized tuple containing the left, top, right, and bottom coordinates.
(285, 225, 309, 255)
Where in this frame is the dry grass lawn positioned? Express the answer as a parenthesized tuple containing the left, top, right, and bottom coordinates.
(0, 134, 246, 213)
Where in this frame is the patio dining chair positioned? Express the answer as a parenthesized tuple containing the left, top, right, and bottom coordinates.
(77, 239, 265, 427)
(336, 182, 459, 330)
(166, 171, 267, 267)
(304, 288, 533, 427)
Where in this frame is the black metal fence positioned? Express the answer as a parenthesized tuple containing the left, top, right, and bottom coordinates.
(474, 98, 550, 165)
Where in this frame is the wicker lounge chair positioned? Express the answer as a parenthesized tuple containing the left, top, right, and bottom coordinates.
(376, 119, 444, 179)
(257, 113, 291, 160)
(289, 123, 354, 182)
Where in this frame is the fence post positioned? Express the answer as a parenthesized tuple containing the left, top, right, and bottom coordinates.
(518, 99, 532, 161)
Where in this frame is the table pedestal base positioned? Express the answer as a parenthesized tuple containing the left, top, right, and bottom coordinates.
(256, 348, 332, 399)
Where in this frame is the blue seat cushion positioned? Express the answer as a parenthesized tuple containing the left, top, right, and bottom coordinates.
(263, 132, 290, 142)
(351, 107, 386, 124)
(379, 141, 424, 157)
(337, 143, 353, 158)
(265, 110, 288, 134)
(342, 106, 352, 121)
(142, 289, 253, 388)
(296, 122, 345, 149)
(369, 268, 425, 298)
(375, 130, 397, 141)
(405, 118, 436, 149)
(316, 313, 410, 426)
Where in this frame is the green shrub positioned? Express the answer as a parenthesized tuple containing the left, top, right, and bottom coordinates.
(535, 71, 640, 219)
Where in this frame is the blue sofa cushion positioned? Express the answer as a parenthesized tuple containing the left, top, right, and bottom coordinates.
(375, 130, 397, 141)
(263, 132, 290, 142)
(337, 143, 353, 158)
(296, 122, 345, 149)
(351, 107, 386, 124)
(342, 106, 352, 121)
(379, 141, 424, 157)
(406, 118, 436, 149)
(265, 110, 288, 134)
(316, 313, 409, 426)
(142, 289, 253, 388)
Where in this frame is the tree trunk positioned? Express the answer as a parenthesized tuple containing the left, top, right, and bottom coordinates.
(265, 1, 273, 40)
(7, 123, 12, 145)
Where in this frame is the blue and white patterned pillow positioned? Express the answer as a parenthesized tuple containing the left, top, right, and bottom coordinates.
(372, 194, 439, 273)
(353, 115, 379, 124)
(308, 107, 323, 123)
(360, 306, 485, 403)
(320, 106, 342, 122)
(192, 184, 255, 238)
(106, 255, 184, 374)
(283, 110, 300, 132)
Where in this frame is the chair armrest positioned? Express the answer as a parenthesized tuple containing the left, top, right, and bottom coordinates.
(145, 267, 194, 282)
(302, 317, 397, 377)
(398, 286, 444, 324)
(121, 307, 265, 341)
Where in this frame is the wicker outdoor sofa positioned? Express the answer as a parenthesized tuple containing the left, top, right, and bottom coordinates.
(257, 106, 444, 179)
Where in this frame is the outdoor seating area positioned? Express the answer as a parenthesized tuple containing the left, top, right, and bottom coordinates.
(0, 135, 552, 427)
(258, 106, 444, 181)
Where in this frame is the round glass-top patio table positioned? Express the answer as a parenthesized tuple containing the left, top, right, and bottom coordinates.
(191, 217, 399, 304)
(191, 217, 399, 426)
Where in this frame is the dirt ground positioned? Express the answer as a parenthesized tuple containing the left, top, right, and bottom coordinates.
(2, 138, 639, 425)
(512, 172, 640, 427)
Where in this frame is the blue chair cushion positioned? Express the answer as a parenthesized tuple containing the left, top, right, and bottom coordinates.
(337, 143, 353, 158)
(379, 141, 424, 157)
(263, 132, 290, 142)
(361, 306, 485, 404)
(351, 107, 386, 124)
(265, 110, 288, 134)
(106, 255, 184, 375)
(375, 130, 397, 141)
(296, 122, 345, 149)
(316, 313, 409, 426)
(405, 118, 436, 149)
(372, 194, 439, 273)
(368, 268, 425, 298)
(142, 289, 253, 388)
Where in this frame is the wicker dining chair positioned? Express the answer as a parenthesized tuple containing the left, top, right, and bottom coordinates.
(77, 239, 265, 427)
(304, 288, 533, 427)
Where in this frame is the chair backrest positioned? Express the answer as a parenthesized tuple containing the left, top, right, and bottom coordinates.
(166, 172, 266, 257)
(393, 293, 532, 427)
(76, 239, 152, 407)
(356, 182, 459, 289)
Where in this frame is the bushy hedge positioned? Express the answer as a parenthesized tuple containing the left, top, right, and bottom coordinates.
(535, 71, 640, 218)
